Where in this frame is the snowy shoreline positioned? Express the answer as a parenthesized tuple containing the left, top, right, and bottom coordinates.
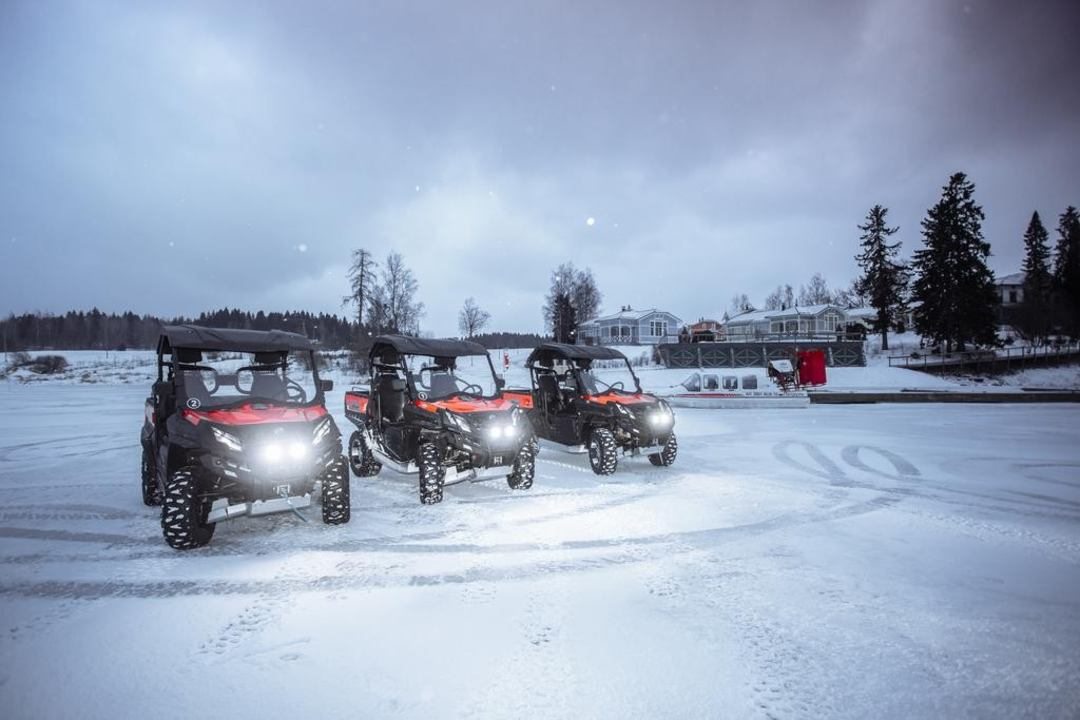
(4, 348, 1078, 393)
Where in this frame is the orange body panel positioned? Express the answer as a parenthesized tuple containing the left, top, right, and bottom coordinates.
(344, 391, 369, 413)
(183, 404, 328, 426)
(502, 391, 534, 409)
(413, 397, 518, 414)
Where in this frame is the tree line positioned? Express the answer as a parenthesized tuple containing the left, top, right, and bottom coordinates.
(726, 172, 1080, 352)
(0, 308, 357, 352)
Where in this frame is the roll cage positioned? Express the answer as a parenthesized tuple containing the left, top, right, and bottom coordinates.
(525, 343, 642, 397)
(156, 325, 331, 411)
(368, 335, 504, 403)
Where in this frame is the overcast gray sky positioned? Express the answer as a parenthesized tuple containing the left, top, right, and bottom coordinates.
(1, 0, 1078, 334)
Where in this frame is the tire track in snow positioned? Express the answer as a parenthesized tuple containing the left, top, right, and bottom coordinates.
(0, 496, 902, 600)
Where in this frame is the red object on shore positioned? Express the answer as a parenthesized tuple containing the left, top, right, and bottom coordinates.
(797, 349, 827, 386)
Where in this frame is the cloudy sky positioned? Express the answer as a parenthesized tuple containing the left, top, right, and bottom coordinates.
(1, 0, 1078, 335)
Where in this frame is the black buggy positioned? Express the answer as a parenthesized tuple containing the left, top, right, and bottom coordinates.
(344, 335, 536, 504)
(140, 325, 349, 549)
(503, 343, 677, 475)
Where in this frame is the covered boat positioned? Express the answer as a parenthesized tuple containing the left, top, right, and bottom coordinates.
(660, 365, 810, 409)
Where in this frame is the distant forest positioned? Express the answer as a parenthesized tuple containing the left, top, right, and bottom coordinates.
(0, 308, 545, 352)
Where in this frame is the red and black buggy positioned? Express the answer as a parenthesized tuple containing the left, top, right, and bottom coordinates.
(504, 343, 677, 475)
(140, 325, 349, 549)
(344, 335, 536, 504)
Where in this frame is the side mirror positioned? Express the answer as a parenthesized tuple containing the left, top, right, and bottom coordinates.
(319, 379, 334, 392)
(391, 378, 407, 392)
(495, 377, 506, 390)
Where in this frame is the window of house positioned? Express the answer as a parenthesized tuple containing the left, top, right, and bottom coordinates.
(770, 321, 784, 333)
(1009, 290, 1018, 304)
(649, 320, 667, 337)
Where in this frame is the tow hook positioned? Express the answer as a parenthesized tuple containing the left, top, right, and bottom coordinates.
(280, 487, 309, 523)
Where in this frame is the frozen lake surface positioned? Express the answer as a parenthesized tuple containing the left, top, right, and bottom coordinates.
(1, 382, 1079, 719)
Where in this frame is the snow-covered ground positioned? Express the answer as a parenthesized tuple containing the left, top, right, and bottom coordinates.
(1, 381, 1079, 719)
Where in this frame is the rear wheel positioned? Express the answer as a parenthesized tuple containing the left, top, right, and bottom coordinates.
(507, 443, 536, 490)
(418, 442, 445, 505)
(348, 430, 382, 477)
(648, 432, 678, 467)
(587, 427, 618, 476)
(161, 466, 215, 550)
(141, 446, 162, 506)
(321, 456, 351, 525)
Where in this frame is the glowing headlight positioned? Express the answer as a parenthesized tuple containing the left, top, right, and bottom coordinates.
(212, 427, 243, 452)
(486, 424, 516, 440)
(312, 417, 332, 445)
(288, 442, 309, 460)
(262, 444, 283, 463)
(649, 409, 673, 427)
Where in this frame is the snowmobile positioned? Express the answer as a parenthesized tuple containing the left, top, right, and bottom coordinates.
(344, 335, 536, 504)
(140, 325, 349, 550)
(503, 343, 677, 475)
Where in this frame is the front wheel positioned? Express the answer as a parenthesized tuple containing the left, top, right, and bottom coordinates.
(321, 456, 351, 525)
(588, 427, 618, 476)
(507, 443, 536, 490)
(161, 466, 215, 550)
(141, 446, 162, 506)
(418, 442, 445, 505)
(348, 430, 382, 477)
(648, 432, 678, 467)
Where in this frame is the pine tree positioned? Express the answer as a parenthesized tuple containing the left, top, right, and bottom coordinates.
(551, 292, 577, 343)
(1018, 211, 1053, 343)
(854, 205, 909, 351)
(542, 262, 603, 339)
(911, 172, 999, 351)
(344, 248, 377, 344)
(1052, 206, 1080, 337)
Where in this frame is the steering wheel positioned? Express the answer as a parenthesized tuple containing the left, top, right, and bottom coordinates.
(286, 379, 308, 403)
(459, 382, 484, 396)
(606, 380, 625, 392)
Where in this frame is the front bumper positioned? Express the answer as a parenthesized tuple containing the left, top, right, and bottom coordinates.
(200, 447, 340, 500)
(613, 418, 673, 451)
(206, 493, 312, 523)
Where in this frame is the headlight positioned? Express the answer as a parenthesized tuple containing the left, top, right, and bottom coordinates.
(444, 411, 472, 433)
(648, 404, 674, 427)
(312, 417, 332, 445)
(486, 424, 517, 441)
(288, 441, 309, 460)
(262, 444, 283, 463)
(212, 426, 243, 452)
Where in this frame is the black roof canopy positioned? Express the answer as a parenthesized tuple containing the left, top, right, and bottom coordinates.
(158, 325, 315, 355)
(370, 335, 488, 359)
(527, 343, 628, 366)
